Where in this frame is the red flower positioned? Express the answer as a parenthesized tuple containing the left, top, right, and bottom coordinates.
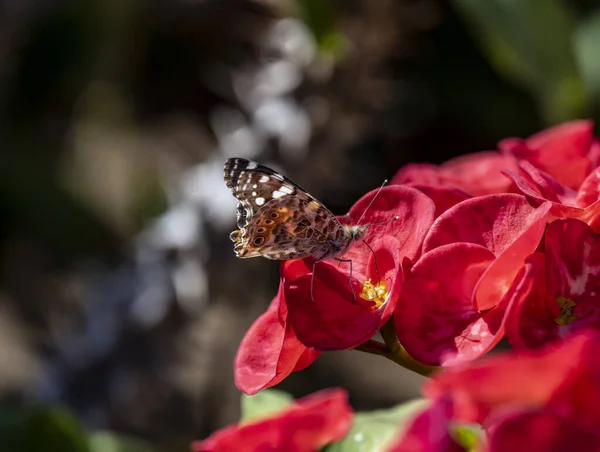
(506, 218, 600, 349)
(396, 194, 551, 365)
(192, 388, 353, 452)
(386, 398, 464, 452)
(283, 185, 436, 351)
(504, 161, 600, 232)
(234, 283, 321, 395)
(422, 332, 600, 449)
(499, 119, 600, 191)
(387, 332, 600, 451)
(486, 410, 600, 452)
(392, 151, 519, 196)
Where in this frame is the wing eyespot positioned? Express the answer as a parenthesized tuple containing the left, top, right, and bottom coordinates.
(264, 219, 274, 225)
(270, 212, 280, 219)
(253, 237, 265, 246)
(257, 227, 266, 233)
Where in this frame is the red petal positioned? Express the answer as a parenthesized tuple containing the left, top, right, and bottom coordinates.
(576, 168, 600, 208)
(545, 218, 600, 298)
(292, 347, 322, 372)
(423, 194, 547, 256)
(517, 161, 578, 205)
(396, 243, 502, 366)
(505, 253, 560, 349)
(408, 184, 471, 219)
(589, 140, 600, 168)
(234, 286, 319, 395)
(386, 398, 463, 452)
(284, 237, 403, 350)
(423, 194, 551, 310)
(392, 163, 445, 186)
(525, 120, 594, 155)
(499, 120, 595, 190)
(423, 332, 597, 425)
(575, 170, 600, 232)
(508, 221, 600, 351)
(393, 152, 519, 196)
(192, 388, 353, 452)
(502, 176, 581, 221)
(545, 218, 600, 329)
(488, 410, 600, 452)
(437, 151, 519, 196)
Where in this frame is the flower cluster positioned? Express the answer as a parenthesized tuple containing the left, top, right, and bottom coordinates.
(196, 120, 600, 450)
(235, 120, 600, 393)
(388, 331, 600, 451)
(195, 331, 600, 451)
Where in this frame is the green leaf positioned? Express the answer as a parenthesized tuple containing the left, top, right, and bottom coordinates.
(573, 11, 600, 102)
(454, 0, 586, 124)
(296, 0, 348, 61)
(240, 389, 295, 423)
(0, 406, 90, 452)
(89, 431, 156, 452)
(326, 399, 429, 452)
(450, 422, 485, 451)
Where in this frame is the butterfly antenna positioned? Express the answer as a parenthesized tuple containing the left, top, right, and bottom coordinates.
(366, 216, 400, 227)
(356, 179, 388, 226)
(361, 239, 381, 284)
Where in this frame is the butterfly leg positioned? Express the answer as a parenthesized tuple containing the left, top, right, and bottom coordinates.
(361, 239, 381, 284)
(311, 259, 322, 303)
(334, 258, 356, 303)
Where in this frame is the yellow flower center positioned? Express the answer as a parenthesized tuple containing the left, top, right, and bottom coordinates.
(360, 279, 388, 308)
(554, 296, 578, 326)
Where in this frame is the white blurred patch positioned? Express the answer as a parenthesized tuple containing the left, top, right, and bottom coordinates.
(253, 97, 311, 157)
(266, 18, 316, 68)
(210, 106, 264, 159)
(180, 158, 237, 230)
(173, 259, 208, 314)
(148, 204, 200, 250)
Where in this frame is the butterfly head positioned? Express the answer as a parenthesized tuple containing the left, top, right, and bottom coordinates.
(341, 216, 399, 247)
(343, 224, 368, 242)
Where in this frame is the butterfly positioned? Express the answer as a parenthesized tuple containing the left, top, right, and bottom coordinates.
(223, 157, 395, 301)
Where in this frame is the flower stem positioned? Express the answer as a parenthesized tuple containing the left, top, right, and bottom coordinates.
(384, 343, 439, 377)
(355, 339, 388, 356)
(378, 319, 439, 377)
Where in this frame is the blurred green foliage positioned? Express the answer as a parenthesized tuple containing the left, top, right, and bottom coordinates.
(240, 389, 295, 423)
(325, 400, 429, 452)
(297, 0, 348, 61)
(454, 0, 598, 125)
(0, 406, 154, 452)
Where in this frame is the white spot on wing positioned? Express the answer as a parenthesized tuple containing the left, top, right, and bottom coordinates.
(279, 185, 294, 194)
(252, 184, 258, 189)
(272, 191, 287, 199)
(255, 197, 265, 206)
(252, 191, 257, 196)
(259, 175, 269, 183)
(247, 161, 257, 169)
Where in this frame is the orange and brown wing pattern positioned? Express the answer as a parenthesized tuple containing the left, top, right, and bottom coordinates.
(223, 158, 347, 260)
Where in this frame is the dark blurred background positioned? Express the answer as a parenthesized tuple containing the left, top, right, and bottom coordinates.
(1, 0, 599, 450)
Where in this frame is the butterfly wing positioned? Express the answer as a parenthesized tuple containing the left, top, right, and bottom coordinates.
(224, 158, 345, 260)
